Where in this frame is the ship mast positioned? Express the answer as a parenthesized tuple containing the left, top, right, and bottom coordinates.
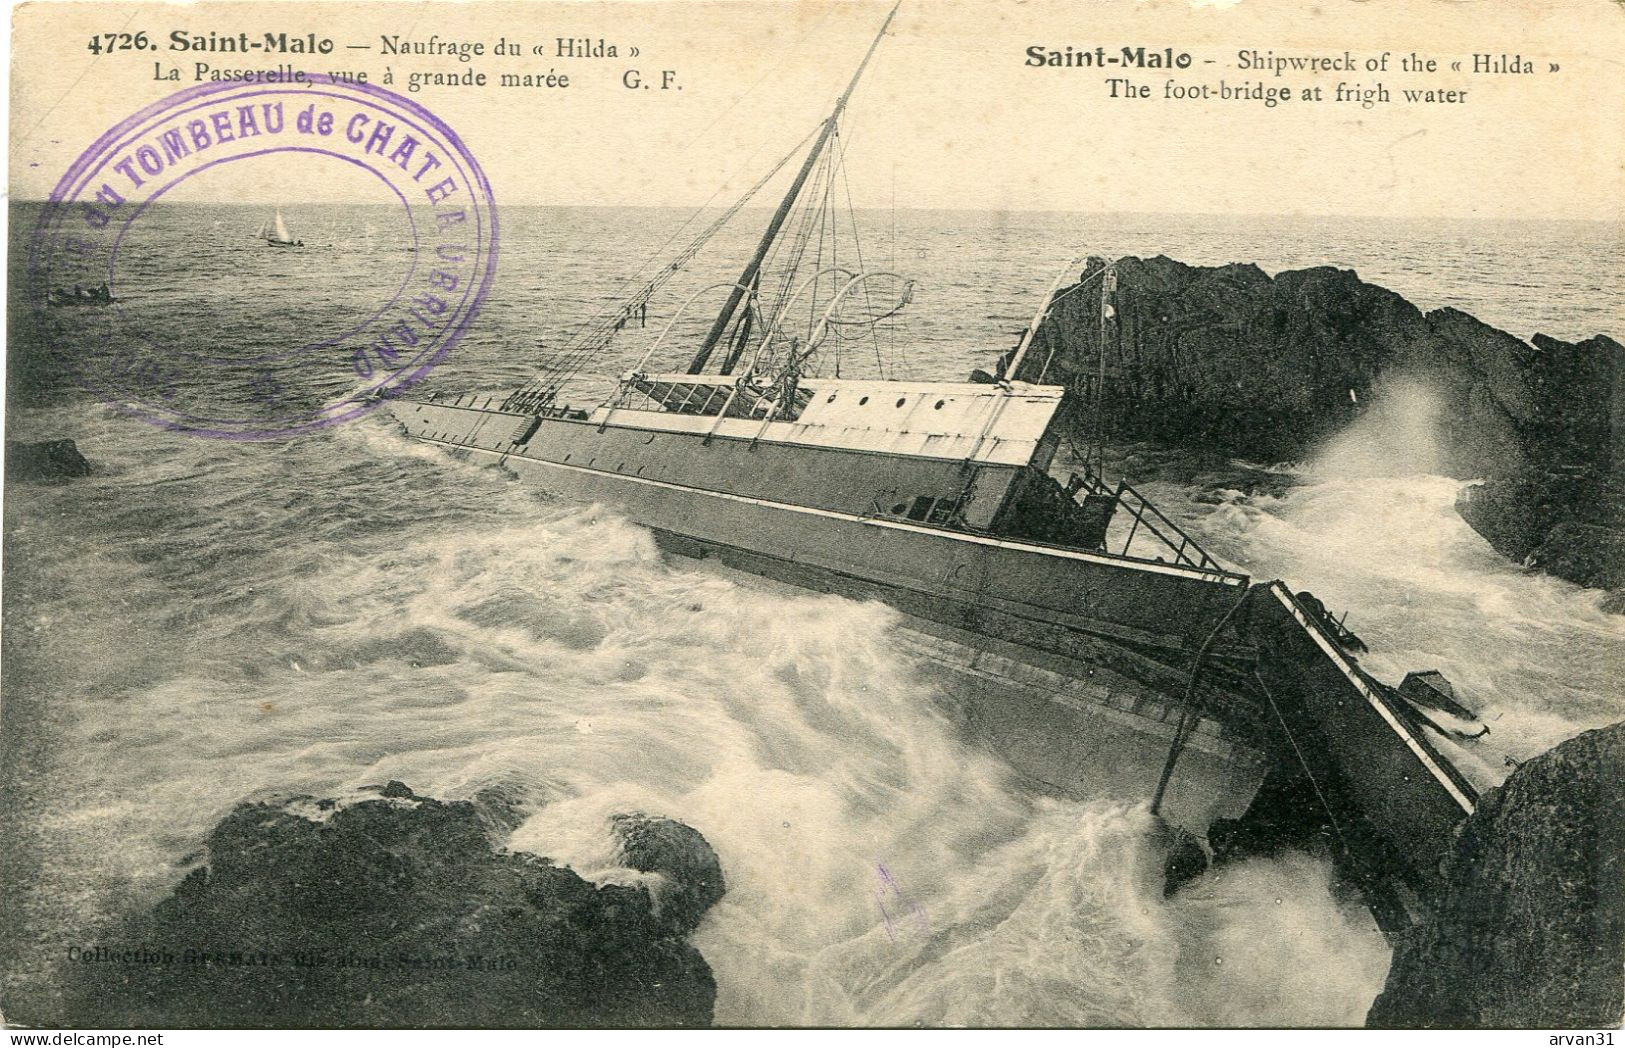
(685, 1, 901, 375)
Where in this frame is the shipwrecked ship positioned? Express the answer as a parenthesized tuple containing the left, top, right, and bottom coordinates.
(385, 4, 1487, 936)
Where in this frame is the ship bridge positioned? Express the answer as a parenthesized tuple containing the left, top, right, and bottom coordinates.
(606, 374, 1070, 470)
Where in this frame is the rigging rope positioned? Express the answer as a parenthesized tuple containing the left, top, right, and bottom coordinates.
(502, 48, 908, 405)
(1151, 586, 1249, 816)
(503, 124, 820, 411)
(747, 144, 833, 377)
(833, 128, 888, 379)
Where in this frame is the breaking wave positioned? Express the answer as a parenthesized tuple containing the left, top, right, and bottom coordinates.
(7, 207, 1618, 1027)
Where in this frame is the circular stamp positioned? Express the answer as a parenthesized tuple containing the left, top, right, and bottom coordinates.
(28, 78, 498, 440)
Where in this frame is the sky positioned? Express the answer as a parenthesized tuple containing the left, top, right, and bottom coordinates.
(10, 0, 1625, 219)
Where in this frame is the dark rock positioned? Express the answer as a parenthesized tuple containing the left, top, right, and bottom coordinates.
(1457, 473, 1573, 564)
(65, 785, 725, 1028)
(1162, 827, 1209, 897)
(6, 439, 91, 481)
(1207, 761, 1336, 867)
(1529, 522, 1625, 591)
(1367, 722, 1625, 1028)
(1600, 590, 1625, 615)
(1455, 472, 1625, 590)
(471, 782, 530, 836)
(1000, 255, 1622, 586)
(613, 813, 727, 936)
(1455, 470, 1616, 561)
(1013, 256, 1621, 481)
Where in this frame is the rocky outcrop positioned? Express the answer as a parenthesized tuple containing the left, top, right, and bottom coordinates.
(1366, 722, 1625, 1028)
(66, 783, 725, 1028)
(1454, 471, 1602, 565)
(1530, 522, 1625, 592)
(613, 813, 727, 936)
(1003, 256, 1623, 591)
(6, 439, 91, 480)
(1455, 471, 1624, 591)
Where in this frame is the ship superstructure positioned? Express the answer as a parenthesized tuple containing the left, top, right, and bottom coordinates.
(387, 3, 1483, 935)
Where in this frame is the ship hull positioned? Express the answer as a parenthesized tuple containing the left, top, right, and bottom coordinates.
(388, 395, 1482, 919)
(391, 400, 1251, 652)
(668, 532, 1268, 829)
(390, 399, 1272, 825)
(898, 621, 1266, 828)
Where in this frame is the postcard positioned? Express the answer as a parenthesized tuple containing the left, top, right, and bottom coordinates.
(4, 0, 1621, 1033)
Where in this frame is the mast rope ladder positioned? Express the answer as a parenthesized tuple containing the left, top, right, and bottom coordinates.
(687, 1, 902, 376)
(501, 124, 820, 414)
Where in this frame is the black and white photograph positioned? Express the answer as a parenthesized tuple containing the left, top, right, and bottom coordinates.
(3, 0, 1622, 1034)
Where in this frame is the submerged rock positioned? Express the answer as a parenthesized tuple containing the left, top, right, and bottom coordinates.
(1455, 470, 1625, 592)
(66, 782, 725, 1028)
(1454, 471, 1595, 565)
(6, 439, 91, 481)
(1456, 473, 1625, 599)
(613, 813, 727, 936)
(1366, 722, 1625, 1028)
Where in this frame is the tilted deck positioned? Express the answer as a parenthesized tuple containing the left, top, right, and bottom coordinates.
(388, 386, 1479, 928)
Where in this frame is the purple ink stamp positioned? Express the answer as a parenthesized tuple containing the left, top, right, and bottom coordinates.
(28, 78, 498, 439)
(875, 862, 929, 943)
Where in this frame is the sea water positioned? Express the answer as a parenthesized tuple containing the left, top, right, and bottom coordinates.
(4, 204, 1622, 1025)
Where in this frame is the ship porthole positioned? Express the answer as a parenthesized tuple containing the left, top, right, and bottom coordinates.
(827, 394, 837, 403)
(859, 396, 869, 405)
(934, 400, 946, 409)
(895, 398, 906, 408)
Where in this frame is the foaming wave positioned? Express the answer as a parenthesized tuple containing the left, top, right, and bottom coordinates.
(1172, 428, 1623, 774)
(11, 208, 1623, 1029)
(1166, 849, 1390, 1026)
(668, 797, 1384, 1027)
(36, 451, 1397, 1026)
(1313, 376, 1445, 479)
(342, 506, 1375, 1027)
(1213, 477, 1617, 753)
(496, 560, 1043, 1024)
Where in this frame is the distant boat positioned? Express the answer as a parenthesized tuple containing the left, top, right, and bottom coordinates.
(48, 283, 114, 307)
(258, 209, 303, 248)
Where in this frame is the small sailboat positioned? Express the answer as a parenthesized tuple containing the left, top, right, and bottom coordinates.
(258, 209, 303, 248)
